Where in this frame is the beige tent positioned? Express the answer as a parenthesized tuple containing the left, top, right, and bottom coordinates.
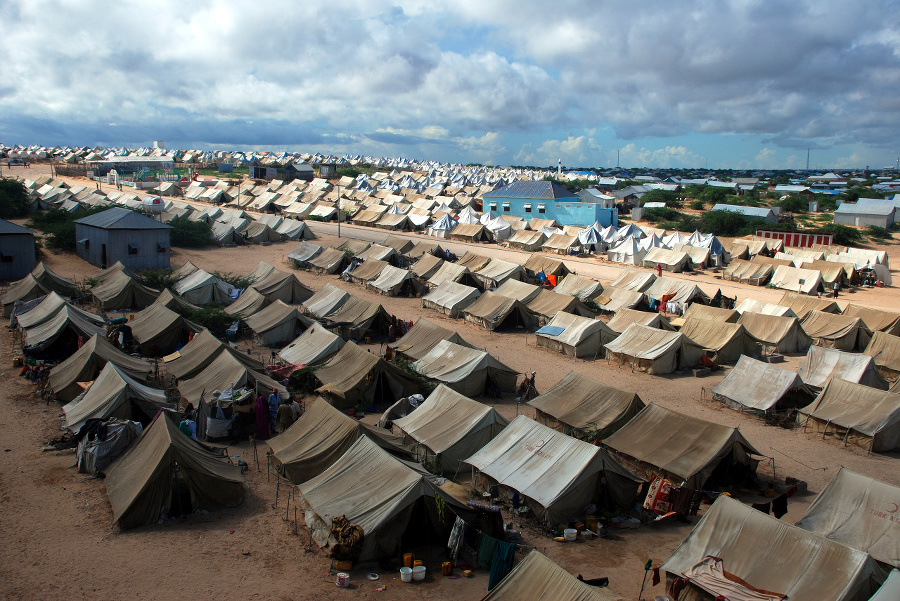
(244, 300, 314, 346)
(506, 229, 547, 251)
(130, 303, 199, 356)
(771, 265, 825, 294)
(712, 355, 813, 412)
(680, 317, 762, 365)
(163, 328, 263, 381)
(593, 286, 645, 313)
(346, 258, 388, 285)
(864, 331, 900, 380)
(661, 495, 883, 601)
(801, 310, 872, 351)
(392, 384, 509, 472)
(152, 288, 200, 315)
(734, 298, 796, 317)
(249, 267, 313, 304)
(308, 247, 347, 274)
(683, 303, 738, 323)
(90, 269, 159, 310)
(49, 334, 153, 401)
(390, 318, 473, 360)
(606, 307, 674, 334)
(177, 350, 287, 405)
(723, 259, 774, 285)
(448, 223, 490, 242)
(301, 283, 349, 318)
(462, 291, 532, 331)
(798, 345, 889, 390)
(482, 550, 619, 601)
(604, 323, 705, 374)
(795, 468, 900, 568)
(104, 414, 245, 530)
(410, 253, 443, 279)
(642, 247, 690, 272)
(798, 378, 900, 453)
(367, 265, 417, 296)
(268, 397, 409, 484)
(535, 311, 617, 358)
(278, 322, 345, 367)
(604, 404, 760, 487)
(494, 279, 541, 302)
(173, 269, 233, 306)
(552, 273, 603, 300)
(422, 281, 481, 318)
(465, 416, 642, 524)
(224, 286, 269, 317)
(528, 371, 645, 439)
(643, 278, 710, 305)
(314, 342, 420, 408)
(1, 262, 78, 316)
(425, 261, 480, 290)
(523, 254, 571, 280)
(322, 295, 391, 340)
(542, 233, 578, 255)
(62, 362, 169, 432)
(738, 311, 813, 353)
(611, 269, 656, 292)
(286, 241, 323, 266)
(456, 251, 491, 271)
(778, 290, 840, 319)
(473, 259, 526, 289)
(525, 290, 595, 325)
(673, 243, 710, 269)
(22, 296, 107, 356)
(412, 340, 519, 397)
(843, 305, 900, 336)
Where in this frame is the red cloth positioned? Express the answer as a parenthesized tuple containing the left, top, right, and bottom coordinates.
(548, 274, 557, 287)
(653, 567, 661, 586)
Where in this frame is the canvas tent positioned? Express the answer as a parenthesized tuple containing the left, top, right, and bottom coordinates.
(481, 550, 619, 601)
(643, 278, 710, 305)
(723, 259, 774, 286)
(606, 308, 674, 334)
(462, 291, 532, 331)
(738, 311, 813, 353)
(777, 291, 840, 319)
(798, 345, 889, 391)
(683, 303, 738, 323)
(174, 269, 234, 306)
(389, 318, 473, 360)
(534, 311, 617, 358)
(301, 283, 349, 319)
(494, 278, 541, 303)
(607, 237, 646, 265)
(392, 384, 509, 472)
(345, 258, 388, 286)
(367, 265, 417, 296)
(163, 328, 263, 381)
(244, 300, 314, 346)
(864, 331, 900, 380)
(522, 254, 571, 281)
(1, 263, 78, 316)
(801, 310, 872, 351)
(421, 281, 481, 318)
(104, 414, 245, 530)
(224, 287, 268, 317)
(593, 286, 645, 313)
(268, 397, 409, 484)
(62, 362, 169, 432)
(89, 269, 159, 310)
(712, 355, 813, 412)
(734, 298, 797, 318)
(611, 269, 656, 292)
(152, 288, 200, 315)
(286, 241, 323, 265)
(798, 378, 900, 453)
(308, 247, 347, 274)
(426, 261, 480, 290)
(552, 273, 603, 300)
(22, 297, 107, 357)
(412, 340, 519, 397)
(314, 342, 420, 408)
(473, 259, 525, 289)
(528, 371, 645, 439)
(410, 253, 443, 279)
(456, 251, 491, 272)
(603, 404, 761, 488)
(178, 350, 287, 405)
(795, 468, 900, 568)
(679, 317, 762, 364)
(661, 495, 884, 601)
(278, 322, 345, 367)
(604, 323, 705, 374)
(525, 290, 594, 325)
(466, 416, 641, 524)
(249, 267, 313, 304)
(843, 305, 900, 336)
(322, 295, 391, 340)
(642, 247, 690, 273)
(506, 229, 547, 251)
(129, 303, 198, 356)
(49, 334, 153, 402)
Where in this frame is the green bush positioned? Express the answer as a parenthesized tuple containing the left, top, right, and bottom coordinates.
(213, 271, 253, 290)
(819, 223, 863, 246)
(866, 225, 892, 240)
(643, 207, 681, 223)
(778, 195, 808, 214)
(169, 216, 211, 248)
(700, 210, 753, 237)
(138, 268, 183, 291)
(640, 189, 681, 208)
(689, 200, 705, 210)
(28, 206, 111, 251)
(182, 304, 234, 338)
(0, 179, 31, 218)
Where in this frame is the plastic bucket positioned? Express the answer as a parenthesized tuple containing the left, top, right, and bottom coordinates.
(403, 553, 414, 568)
(336, 573, 350, 588)
(564, 528, 577, 542)
(400, 567, 412, 583)
(586, 515, 598, 532)
(412, 566, 426, 581)
(413, 560, 423, 567)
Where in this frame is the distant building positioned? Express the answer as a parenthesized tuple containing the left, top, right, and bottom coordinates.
(834, 199, 896, 229)
(483, 181, 617, 227)
(0, 219, 36, 280)
(710, 204, 777, 223)
(578, 187, 617, 208)
(75, 207, 171, 269)
(248, 161, 314, 182)
(90, 156, 175, 177)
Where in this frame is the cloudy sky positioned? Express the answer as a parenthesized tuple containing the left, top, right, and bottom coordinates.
(1, 0, 898, 169)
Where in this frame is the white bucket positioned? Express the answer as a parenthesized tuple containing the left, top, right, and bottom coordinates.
(412, 565, 426, 581)
(336, 572, 350, 588)
(564, 528, 578, 542)
(400, 567, 412, 583)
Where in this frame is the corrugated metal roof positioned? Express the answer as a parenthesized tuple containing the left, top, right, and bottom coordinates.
(74, 207, 171, 230)
(483, 181, 578, 200)
(711, 204, 774, 219)
(0, 219, 35, 236)
(835, 202, 895, 216)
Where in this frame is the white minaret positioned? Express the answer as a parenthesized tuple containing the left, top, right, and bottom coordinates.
(557, 159, 561, 176)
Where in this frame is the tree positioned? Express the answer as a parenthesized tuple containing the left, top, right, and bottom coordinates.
(169, 216, 211, 248)
(0, 179, 31, 218)
(778, 194, 808, 214)
(700, 210, 751, 237)
(640, 189, 680, 208)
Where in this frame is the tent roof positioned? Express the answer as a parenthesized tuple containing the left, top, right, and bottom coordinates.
(314, 342, 419, 403)
(244, 300, 313, 336)
(843, 304, 900, 335)
(104, 414, 244, 529)
(603, 404, 760, 485)
(611, 269, 656, 292)
(23, 297, 107, 352)
(535, 311, 616, 350)
(410, 253, 443, 278)
(661, 495, 882, 601)
(796, 468, 900, 568)
(427, 261, 474, 288)
(456, 251, 491, 271)
(462, 291, 524, 329)
(481, 550, 619, 601)
(522, 254, 571, 277)
(683, 303, 738, 323)
(799, 378, 900, 452)
(286, 241, 323, 263)
(389, 318, 473, 360)
(163, 328, 262, 380)
(604, 323, 700, 361)
(251, 268, 313, 304)
(412, 340, 519, 393)
(712, 355, 811, 411)
(798, 345, 888, 390)
(49, 334, 152, 401)
(494, 279, 541, 302)
(801, 310, 871, 349)
(738, 311, 812, 352)
(680, 317, 760, 361)
(129, 302, 196, 355)
(278, 322, 345, 366)
(607, 308, 673, 333)
(368, 265, 414, 294)
(526, 289, 590, 320)
(301, 283, 350, 318)
(62, 362, 168, 432)
(528, 371, 645, 434)
(643, 278, 709, 304)
(594, 286, 644, 313)
(347, 258, 388, 283)
(778, 290, 840, 319)
(552, 273, 603, 299)
(152, 288, 200, 314)
(178, 350, 287, 404)
(308, 247, 347, 272)
(474, 259, 525, 286)
(734, 297, 796, 317)
(422, 281, 481, 313)
(393, 384, 509, 456)
(224, 286, 268, 317)
(864, 331, 900, 373)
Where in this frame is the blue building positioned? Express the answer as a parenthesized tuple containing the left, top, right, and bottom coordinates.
(482, 181, 618, 228)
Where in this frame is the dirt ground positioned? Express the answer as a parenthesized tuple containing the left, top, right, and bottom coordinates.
(0, 168, 897, 601)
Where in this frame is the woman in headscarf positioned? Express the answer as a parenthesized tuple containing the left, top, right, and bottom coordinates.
(255, 394, 270, 440)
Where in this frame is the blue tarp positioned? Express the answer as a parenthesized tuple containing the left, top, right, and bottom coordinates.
(535, 325, 565, 336)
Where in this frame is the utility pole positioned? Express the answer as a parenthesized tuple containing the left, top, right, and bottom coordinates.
(806, 148, 810, 171)
(336, 182, 341, 239)
(616, 150, 619, 169)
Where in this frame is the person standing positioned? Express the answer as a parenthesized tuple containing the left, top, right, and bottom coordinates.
(657, 263, 662, 278)
(268, 388, 281, 430)
(254, 395, 270, 440)
(832, 280, 840, 298)
(277, 399, 294, 433)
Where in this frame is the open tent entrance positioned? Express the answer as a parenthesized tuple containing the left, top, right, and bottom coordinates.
(371, 370, 397, 406)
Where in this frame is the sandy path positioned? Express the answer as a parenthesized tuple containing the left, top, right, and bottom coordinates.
(1, 168, 897, 600)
